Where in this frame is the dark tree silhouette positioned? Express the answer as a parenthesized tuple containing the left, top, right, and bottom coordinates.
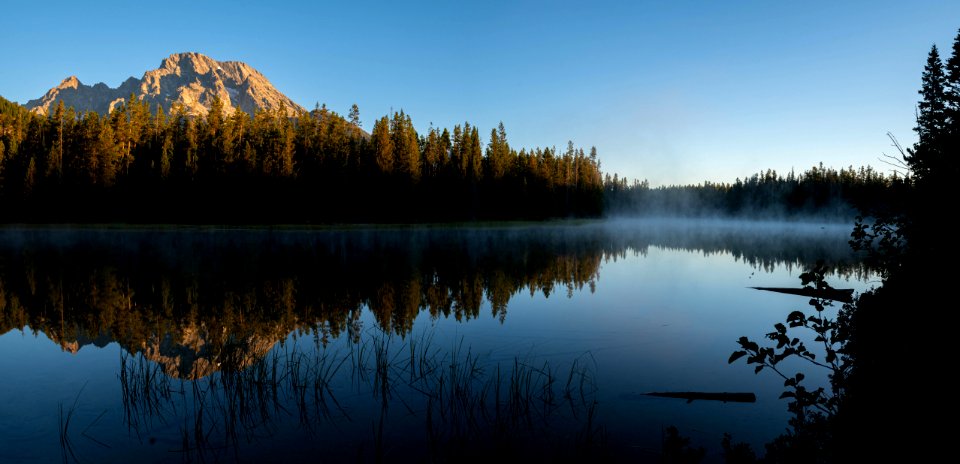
(731, 27, 960, 463)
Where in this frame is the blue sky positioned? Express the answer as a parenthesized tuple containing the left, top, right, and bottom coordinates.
(1, 1, 958, 186)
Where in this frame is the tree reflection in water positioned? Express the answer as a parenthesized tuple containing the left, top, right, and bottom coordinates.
(0, 221, 871, 461)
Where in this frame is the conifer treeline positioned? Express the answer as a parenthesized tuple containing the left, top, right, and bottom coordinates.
(1, 92, 907, 222)
(0, 96, 604, 222)
(604, 164, 903, 218)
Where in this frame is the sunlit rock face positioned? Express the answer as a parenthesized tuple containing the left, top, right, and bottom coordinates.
(141, 322, 283, 379)
(26, 52, 304, 117)
(42, 319, 285, 380)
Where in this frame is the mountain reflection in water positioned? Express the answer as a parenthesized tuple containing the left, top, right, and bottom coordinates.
(0, 220, 871, 462)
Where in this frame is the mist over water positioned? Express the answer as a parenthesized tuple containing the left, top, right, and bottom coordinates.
(0, 220, 874, 462)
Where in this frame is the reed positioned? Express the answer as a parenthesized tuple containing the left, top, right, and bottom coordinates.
(119, 352, 177, 437)
(113, 324, 601, 462)
(58, 395, 79, 464)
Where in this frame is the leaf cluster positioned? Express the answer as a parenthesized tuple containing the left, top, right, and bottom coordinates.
(729, 262, 852, 423)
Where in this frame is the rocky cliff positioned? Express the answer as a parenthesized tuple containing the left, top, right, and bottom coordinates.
(26, 52, 305, 117)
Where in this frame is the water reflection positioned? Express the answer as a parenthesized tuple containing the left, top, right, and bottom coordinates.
(116, 330, 602, 463)
(0, 221, 872, 462)
(0, 221, 867, 380)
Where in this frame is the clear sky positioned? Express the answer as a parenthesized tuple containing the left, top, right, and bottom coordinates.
(1, 1, 958, 186)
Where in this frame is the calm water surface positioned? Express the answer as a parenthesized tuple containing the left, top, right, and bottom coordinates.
(0, 220, 873, 463)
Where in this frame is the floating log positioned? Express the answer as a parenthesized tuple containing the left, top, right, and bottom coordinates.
(621, 392, 757, 403)
(750, 286, 854, 303)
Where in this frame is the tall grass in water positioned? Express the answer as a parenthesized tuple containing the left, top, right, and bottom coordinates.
(118, 352, 179, 438)
(59, 383, 111, 464)
(115, 326, 602, 462)
(58, 389, 81, 464)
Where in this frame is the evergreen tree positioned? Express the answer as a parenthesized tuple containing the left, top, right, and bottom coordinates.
(325, 111, 351, 171)
(391, 111, 420, 182)
(295, 107, 320, 178)
(277, 105, 296, 177)
(45, 100, 66, 180)
(242, 141, 257, 175)
(171, 104, 198, 180)
(450, 124, 465, 179)
(160, 134, 173, 180)
(96, 117, 118, 187)
(252, 109, 273, 175)
(438, 128, 451, 168)
(945, 28, 960, 133)
(421, 128, 441, 179)
(24, 156, 36, 195)
(467, 126, 482, 181)
(75, 112, 98, 186)
(126, 93, 151, 177)
(349, 103, 361, 128)
(371, 116, 394, 174)
(201, 95, 226, 176)
(485, 122, 510, 181)
(908, 45, 948, 180)
(227, 107, 249, 176)
(144, 103, 168, 179)
(0, 139, 5, 198)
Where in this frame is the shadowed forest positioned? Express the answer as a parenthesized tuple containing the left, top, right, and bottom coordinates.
(604, 164, 901, 219)
(0, 94, 900, 223)
(0, 98, 603, 222)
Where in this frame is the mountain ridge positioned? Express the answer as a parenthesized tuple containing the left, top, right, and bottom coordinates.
(25, 52, 305, 117)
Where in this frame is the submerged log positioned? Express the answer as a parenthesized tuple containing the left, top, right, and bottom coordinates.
(621, 392, 757, 403)
(750, 286, 854, 303)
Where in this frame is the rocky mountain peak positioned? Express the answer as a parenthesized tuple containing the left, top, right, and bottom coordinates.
(26, 52, 304, 117)
(57, 75, 80, 90)
(160, 52, 220, 75)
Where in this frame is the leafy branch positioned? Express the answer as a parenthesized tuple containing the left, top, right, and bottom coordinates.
(729, 262, 853, 422)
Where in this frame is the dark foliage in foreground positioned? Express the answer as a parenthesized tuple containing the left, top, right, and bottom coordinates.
(728, 26, 960, 463)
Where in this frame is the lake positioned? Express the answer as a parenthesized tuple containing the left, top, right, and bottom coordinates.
(0, 219, 873, 463)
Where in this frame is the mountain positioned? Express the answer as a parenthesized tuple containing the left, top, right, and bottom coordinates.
(25, 52, 305, 117)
